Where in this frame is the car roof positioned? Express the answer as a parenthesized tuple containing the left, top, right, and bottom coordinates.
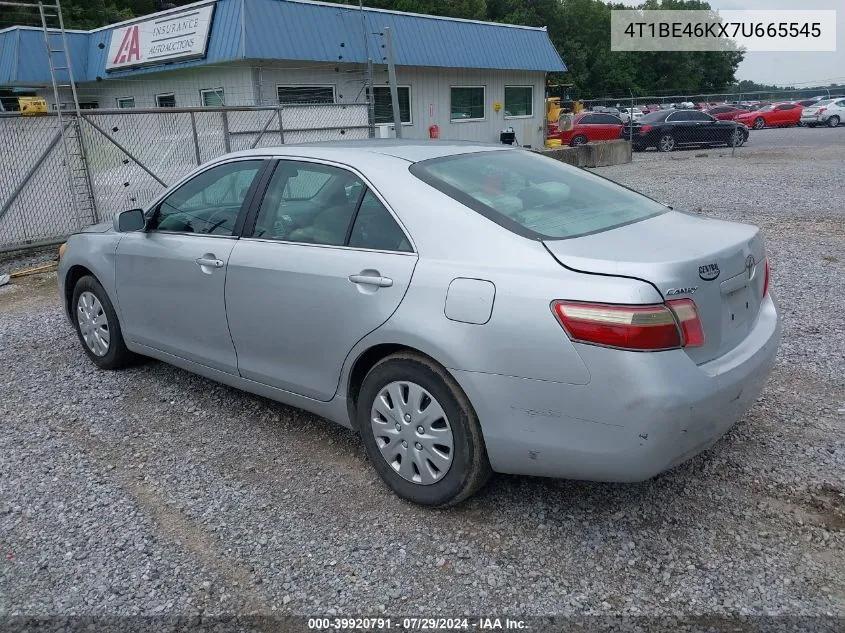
(216, 140, 513, 164)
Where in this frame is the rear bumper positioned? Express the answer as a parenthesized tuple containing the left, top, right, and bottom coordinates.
(452, 295, 781, 482)
(800, 114, 826, 123)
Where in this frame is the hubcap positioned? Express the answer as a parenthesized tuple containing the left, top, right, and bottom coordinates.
(660, 135, 674, 151)
(76, 291, 110, 357)
(370, 381, 454, 485)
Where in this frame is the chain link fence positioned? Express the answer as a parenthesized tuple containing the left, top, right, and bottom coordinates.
(0, 103, 370, 252)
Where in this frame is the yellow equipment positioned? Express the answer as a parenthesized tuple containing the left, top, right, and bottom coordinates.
(19, 97, 48, 116)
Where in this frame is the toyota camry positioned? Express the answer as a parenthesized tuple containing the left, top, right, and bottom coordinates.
(58, 141, 780, 506)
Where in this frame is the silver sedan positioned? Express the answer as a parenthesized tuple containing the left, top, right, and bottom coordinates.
(58, 141, 781, 506)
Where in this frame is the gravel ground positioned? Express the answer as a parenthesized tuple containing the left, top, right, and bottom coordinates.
(1, 134, 843, 623)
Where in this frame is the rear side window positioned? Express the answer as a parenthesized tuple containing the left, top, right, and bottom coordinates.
(410, 150, 666, 240)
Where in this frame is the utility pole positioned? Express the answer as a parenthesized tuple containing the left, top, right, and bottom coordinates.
(383, 26, 402, 139)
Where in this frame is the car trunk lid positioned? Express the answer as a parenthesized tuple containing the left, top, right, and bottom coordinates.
(543, 211, 766, 364)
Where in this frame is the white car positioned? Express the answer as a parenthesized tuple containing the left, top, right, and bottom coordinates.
(801, 98, 845, 127)
(618, 107, 644, 123)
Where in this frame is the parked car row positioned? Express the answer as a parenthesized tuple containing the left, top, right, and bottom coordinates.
(548, 96, 843, 149)
(549, 108, 748, 151)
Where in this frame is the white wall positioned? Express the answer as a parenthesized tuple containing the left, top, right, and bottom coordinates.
(41, 60, 547, 147)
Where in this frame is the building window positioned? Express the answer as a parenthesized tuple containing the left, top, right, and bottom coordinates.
(277, 85, 335, 105)
(156, 93, 176, 108)
(504, 86, 533, 118)
(201, 88, 224, 107)
(52, 102, 99, 110)
(372, 86, 411, 124)
(116, 97, 135, 109)
(450, 86, 485, 121)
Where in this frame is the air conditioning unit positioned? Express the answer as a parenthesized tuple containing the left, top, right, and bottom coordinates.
(376, 124, 395, 139)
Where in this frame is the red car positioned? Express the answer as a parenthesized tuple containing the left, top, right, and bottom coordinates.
(705, 105, 750, 121)
(549, 112, 623, 146)
(735, 102, 802, 129)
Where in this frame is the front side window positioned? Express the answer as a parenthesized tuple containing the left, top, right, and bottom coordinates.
(201, 88, 224, 107)
(151, 160, 262, 235)
(372, 86, 411, 124)
(504, 86, 533, 118)
(277, 86, 335, 104)
(451, 86, 485, 121)
(410, 150, 667, 240)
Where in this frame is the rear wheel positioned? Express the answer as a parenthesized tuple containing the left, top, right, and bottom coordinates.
(657, 133, 676, 152)
(728, 127, 745, 147)
(357, 353, 491, 506)
(570, 134, 588, 147)
(72, 275, 135, 370)
(828, 116, 840, 128)
(752, 117, 765, 130)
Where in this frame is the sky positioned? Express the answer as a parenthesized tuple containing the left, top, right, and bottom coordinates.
(619, 0, 845, 86)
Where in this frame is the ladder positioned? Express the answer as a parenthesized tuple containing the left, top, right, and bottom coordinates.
(36, 0, 96, 229)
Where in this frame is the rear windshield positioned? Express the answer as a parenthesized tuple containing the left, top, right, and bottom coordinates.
(409, 150, 667, 240)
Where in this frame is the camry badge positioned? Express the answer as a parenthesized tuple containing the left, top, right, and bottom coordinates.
(699, 263, 720, 281)
(745, 255, 756, 279)
(666, 287, 697, 296)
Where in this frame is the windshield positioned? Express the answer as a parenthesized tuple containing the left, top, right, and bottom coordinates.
(409, 150, 667, 240)
(813, 99, 835, 106)
(757, 105, 774, 112)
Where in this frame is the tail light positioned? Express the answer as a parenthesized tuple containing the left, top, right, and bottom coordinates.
(818, 107, 827, 114)
(552, 300, 704, 351)
(639, 124, 653, 134)
(762, 259, 770, 298)
(666, 298, 705, 347)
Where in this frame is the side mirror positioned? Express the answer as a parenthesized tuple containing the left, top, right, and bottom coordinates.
(114, 208, 146, 232)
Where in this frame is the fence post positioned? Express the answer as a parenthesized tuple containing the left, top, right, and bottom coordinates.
(221, 110, 231, 153)
(278, 107, 285, 144)
(383, 26, 403, 139)
(190, 111, 201, 165)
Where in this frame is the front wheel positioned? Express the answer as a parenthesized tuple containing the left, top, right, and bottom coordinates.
(828, 116, 840, 128)
(570, 134, 588, 147)
(752, 117, 765, 130)
(72, 275, 135, 370)
(657, 133, 676, 152)
(357, 353, 491, 506)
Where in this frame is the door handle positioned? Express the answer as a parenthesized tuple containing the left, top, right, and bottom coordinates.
(195, 256, 224, 268)
(349, 274, 393, 288)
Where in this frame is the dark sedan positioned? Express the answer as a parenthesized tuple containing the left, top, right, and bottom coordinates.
(622, 109, 749, 152)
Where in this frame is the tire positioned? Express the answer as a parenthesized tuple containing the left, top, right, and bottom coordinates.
(71, 275, 135, 370)
(657, 133, 676, 152)
(752, 117, 765, 130)
(570, 134, 588, 147)
(356, 352, 491, 506)
(827, 116, 840, 128)
(727, 127, 745, 147)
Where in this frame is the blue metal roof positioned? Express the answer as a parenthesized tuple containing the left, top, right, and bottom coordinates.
(245, 0, 566, 71)
(0, 27, 89, 86)
(1, 0, 565, 86)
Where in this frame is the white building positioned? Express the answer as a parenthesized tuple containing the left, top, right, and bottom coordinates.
(0, 0, 566, 147)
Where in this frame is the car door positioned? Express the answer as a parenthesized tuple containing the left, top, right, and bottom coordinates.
(687, 110, 721, 143)
(225, 159, 418, 401)
(115, 158, 266, 374)
(666, 111, 695, 143)
(593, 113, 622, 139)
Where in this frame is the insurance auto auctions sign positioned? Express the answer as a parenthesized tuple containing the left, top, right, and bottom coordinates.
(106, 4, 215, 71)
